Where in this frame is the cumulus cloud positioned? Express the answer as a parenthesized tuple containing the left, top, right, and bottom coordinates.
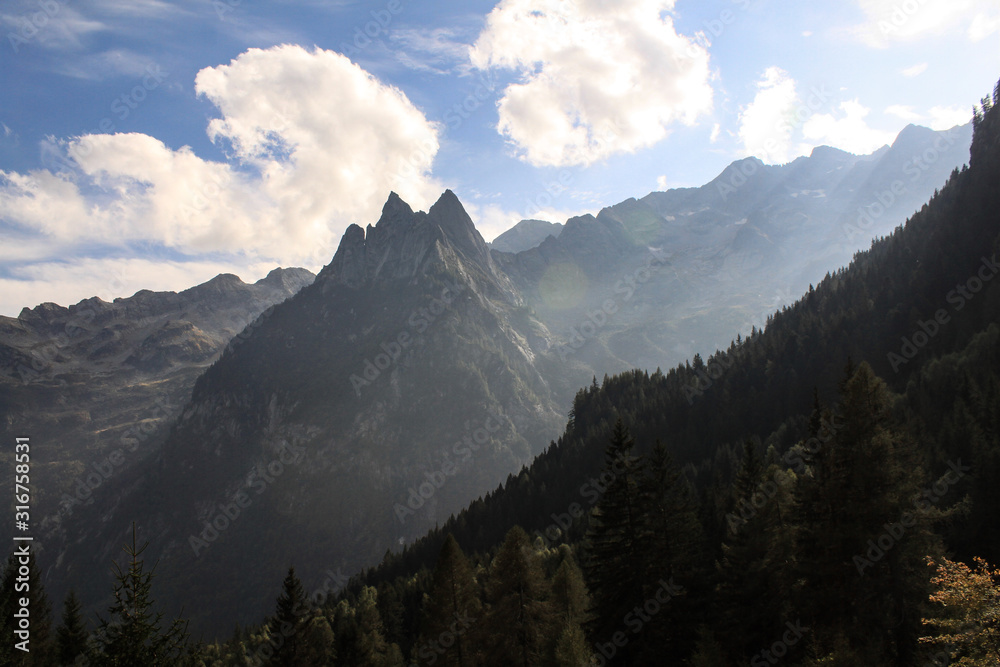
(0, 44, 444, 311)
(469, 0, 713, 167)
(737, 67, 806, 164)
(738, 69, 901, 161)
(802, 100, 897, 154)
(851, 0, 1000, 47)
(884, 104, 970, 130)
(885, 104, 923, 122)
(927, 105, 972, 130)
(194, 45, 443, 246)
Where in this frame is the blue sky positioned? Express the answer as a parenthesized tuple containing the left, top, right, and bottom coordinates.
(1, 0, 998, 315)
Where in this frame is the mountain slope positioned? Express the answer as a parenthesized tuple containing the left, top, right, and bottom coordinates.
(0, 268, 314, 523)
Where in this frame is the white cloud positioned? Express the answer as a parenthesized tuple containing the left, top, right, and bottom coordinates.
(802, 99, 896, 154)
(709, 123, 721, 143)
(195, 45, 442, 239)
(0, 45, 442, 272)
(0, 45, 446, 310)
(390, 27, 475, 75)
(969, 10, 1000, 41)
(851, 0, 999, 47)
(885, 104, 923, 122)
(927, 105, 971, 130)
(469, 0, 713, 167)
(901, 62, 927, 77)
(737, 67, 806, 164)
(0, 256, 278, 317)
(0, 5, 105, 52)
(656, 175, 669, 190)
(883, 104, 970, 130)
(738, 69, 898, 161)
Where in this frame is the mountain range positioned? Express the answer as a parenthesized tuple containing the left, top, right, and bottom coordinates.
(0, 122, 975, 635)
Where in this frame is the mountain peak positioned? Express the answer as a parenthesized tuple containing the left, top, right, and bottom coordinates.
(427, 189, 494, 273)
(891, 123, 937, 150)
(490, 219, 564, 254)
(321, 190, 494, 288)
(382, 190, 413, 216)
(809, 144, 853, 159)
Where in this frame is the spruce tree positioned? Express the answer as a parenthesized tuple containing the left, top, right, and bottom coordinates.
(87, 524, 191, 665)
(634, 440, 703, 659)
(715, 440, 791, 662)
(267, 567, 310, 666)
(485, 526, 552, 666)
(583, 419, 646, 657)
(420, 534, 481, 666)
(792, 362, 942, 663)
(56, 589, 89, 665)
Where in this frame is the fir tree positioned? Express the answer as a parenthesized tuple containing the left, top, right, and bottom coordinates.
(267, 567, 310, 666)
(583, 419, 646, 657)
(792, 362, 942, 663)
(715, 440, 792, 662)
(56, 589, 89, 666)
(633, 440, 703, 659)
(87, 524, 191, 666)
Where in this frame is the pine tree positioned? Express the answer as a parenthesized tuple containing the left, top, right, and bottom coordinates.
(56, 589, 89, 665)
(87, 524, 191, 665)
(419, 534, 481, 666)
(485, 526, 552, 666)
(267, 567, 310, 666)
(583, 419, 646, 657)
